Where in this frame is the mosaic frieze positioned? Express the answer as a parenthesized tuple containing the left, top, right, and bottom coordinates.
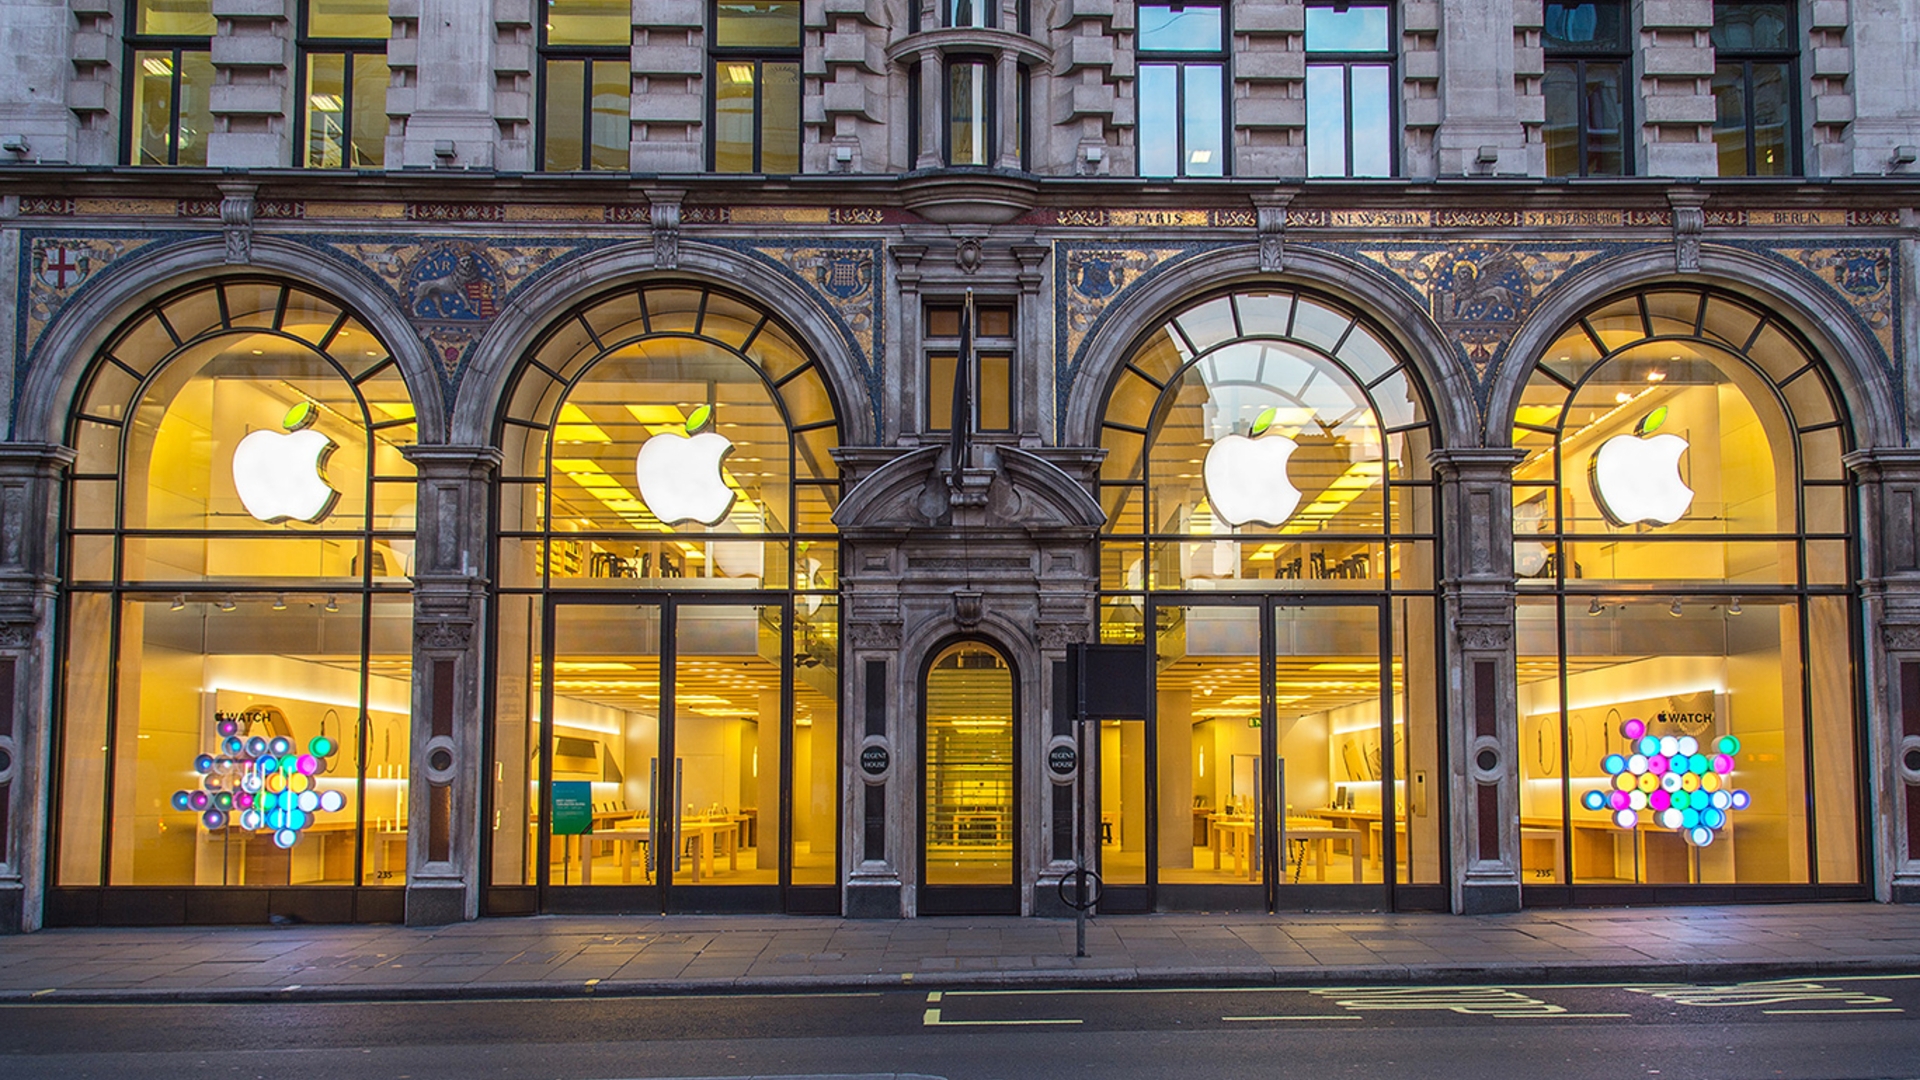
(1054, 242, 1221, 429)
(1772, 245, 1900, 373)
(19, 232, 165, 368)
(726, 242, 886, 434)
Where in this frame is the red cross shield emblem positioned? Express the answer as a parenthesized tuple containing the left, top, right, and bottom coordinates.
(37, 245, 89, 289)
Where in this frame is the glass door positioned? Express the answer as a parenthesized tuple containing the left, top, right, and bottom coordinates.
(1151, 596, 1393, 910)
(920, 641, 1019, 914)
(539, 601, 663, 912)
(536, 596, 786, 913)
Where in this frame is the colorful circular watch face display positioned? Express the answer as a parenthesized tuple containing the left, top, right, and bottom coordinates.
(172, 708, 346, 850)
(1581, 716, 1749, 847)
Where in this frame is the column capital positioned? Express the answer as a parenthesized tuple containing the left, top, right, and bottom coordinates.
(1428, 446, 1526, 480)
(1845, 447, 1920, 480)
(400, 444, 503, 476)
(0, 444, 77, 474)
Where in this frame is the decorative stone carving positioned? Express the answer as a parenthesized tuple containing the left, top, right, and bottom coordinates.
(848, 621, 902, 650)
(953, 591, 983, 628)
(219, 181, 256, 266)
(1669, 191, 1706, 273)
(1457, 621, 1512, 651)
(1038, 622, 1089, 649)
(0, 621, 32, 650)
(415, 618, 473, 650)
(955, 236, 983, 274)
(1883, 622, 1920, 652)
(649, 189, 683, 270)
(1252, 192, 1292, 274)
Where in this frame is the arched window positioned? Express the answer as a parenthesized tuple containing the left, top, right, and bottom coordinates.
(488, 284, 841, 910)
(1093, 288, 1442, 907)
(1512, 286, 1861, 893)
(57, 277, 418, 902)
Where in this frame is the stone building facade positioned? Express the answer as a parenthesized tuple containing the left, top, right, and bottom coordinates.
(0, 0, 1915, 929)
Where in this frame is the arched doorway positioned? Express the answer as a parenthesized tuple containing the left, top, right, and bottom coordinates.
(1510, 285, 1865, 901)
(920, 640, 1019, 914)
(51, 276, 420, 924)
(1094, 286, 1445, 912)
(485, 283, 843, 916)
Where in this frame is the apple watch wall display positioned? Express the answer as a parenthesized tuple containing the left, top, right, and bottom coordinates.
(1582, 716, 1749, 848)
(173, 706, 347, 850)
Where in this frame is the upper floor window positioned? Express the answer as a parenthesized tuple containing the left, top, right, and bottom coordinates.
(1543, 1, 1630, 176)
(925, 300, 1014, 434)
(1711, 1, 1797, 176)
(711, 1, 801, 173)
(299, 1, 392, 168)
(1137, 3, 1226, 177)
(126, 0, 215, 165)
(946, 57, 995, 166)
(1305, 0, 1394, 177)
(539, 0, 630, 171)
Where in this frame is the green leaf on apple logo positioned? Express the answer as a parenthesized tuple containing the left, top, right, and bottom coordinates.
(685, 404, 713, 434)
(1250, 406, 1277, 437)
(283, 401, 317, 432)
(1638, 405, 1668, 436)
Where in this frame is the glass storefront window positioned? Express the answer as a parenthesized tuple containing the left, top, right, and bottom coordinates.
(1512, 287, 1860, 889)
(57, 279, 417, 891)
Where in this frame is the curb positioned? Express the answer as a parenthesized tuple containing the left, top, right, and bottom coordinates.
(5, 955, 1919, 1005)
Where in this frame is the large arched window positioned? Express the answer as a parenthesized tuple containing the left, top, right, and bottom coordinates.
(1511, 286, 1861, 894)
(488, 284, 841, 911)
(1094, 288, 1442, 908)
(56, 278, 418, 906)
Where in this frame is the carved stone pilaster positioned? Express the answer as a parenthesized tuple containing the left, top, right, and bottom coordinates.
(1846, 449, 1920, 901)
(398, 445, 499, 925)
(1430, 448, 1527, 915)
(0, 445, 74, 933)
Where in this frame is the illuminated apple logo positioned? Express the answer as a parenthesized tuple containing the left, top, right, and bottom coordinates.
(233, 401, 340, 524)
(1202, 407, 1301, 528)
(635, 405, 737, 526)
(1589, 406, 1694, 527)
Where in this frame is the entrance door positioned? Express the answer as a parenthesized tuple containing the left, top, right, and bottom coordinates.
(537, 596, 785, 913)
(919, 641, 1019, 914)
(1150, 596, 1395, 910)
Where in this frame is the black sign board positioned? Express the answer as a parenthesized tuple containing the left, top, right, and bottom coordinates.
(1068, 644, 1151, 722)
(1048, 744, 1078, 776)
(859, 745, 891, 776)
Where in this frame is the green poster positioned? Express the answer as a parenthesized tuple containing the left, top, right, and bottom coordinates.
(551, 781, 592, 836)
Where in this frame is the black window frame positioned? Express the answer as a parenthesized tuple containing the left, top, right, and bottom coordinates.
(1135, 1, 1230, 178)
(122, 0, 214, 166)
(1542, 0, 1634, 177)
(294, 2, 392, 169)
(1710, 0, 1800, 177)
(942, 54, 997, 168)
(1303, 0, 1398, 178)
(534, 0, 630, 173)
(923, 298, 1017, 435)
(707, 1, 804, 174)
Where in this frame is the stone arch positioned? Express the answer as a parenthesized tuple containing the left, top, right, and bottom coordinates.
(448, 239, 878, 447)
(1058, 244, 1477, 452)
(15, 235, 444, 446)
(1485, 244, 1902, 449)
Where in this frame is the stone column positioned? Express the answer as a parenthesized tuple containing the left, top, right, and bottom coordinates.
(1431, 448, 1525, 914)
(1845, 449, 1920, 903)
(208, 0, 294, 168)
(994, 47, 1020, 169)
(0, 445, 73, 932)
(398, 0, 496, 168)
(916, 48, 942, 169)
(400, 445, 498, 925)
(1433, 0, 1527, 176)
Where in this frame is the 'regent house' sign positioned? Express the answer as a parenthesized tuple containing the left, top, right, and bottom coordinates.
(1049, 744, 1078, 776)
(860, 745, 891, 776)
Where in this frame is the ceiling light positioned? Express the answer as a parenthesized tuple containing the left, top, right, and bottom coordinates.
(170, 594, 186, 611)
(217, 596, 236, 612)
(1669, 597, 1684, 618)
(272, 594, 287, 610)
(1727, 596, 1742, 616)
(1587, 597, 1603, 616)
(324, 594, 340, 613)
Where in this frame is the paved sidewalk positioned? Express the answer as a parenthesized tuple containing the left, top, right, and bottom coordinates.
(1, 904, 1918, 1003)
